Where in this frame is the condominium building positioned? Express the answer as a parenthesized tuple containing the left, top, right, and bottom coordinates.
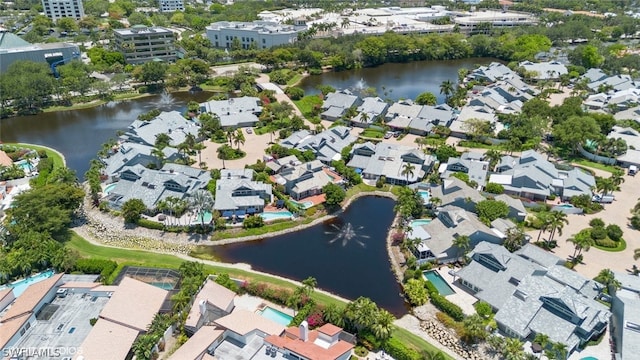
(159, 0, 184, 13)
(205, 21, 302, 49)
(41, 0, 84, 21)
(113, 25, 176, 64)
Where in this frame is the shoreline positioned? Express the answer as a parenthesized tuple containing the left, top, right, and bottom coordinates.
(1, 142, 67, 167)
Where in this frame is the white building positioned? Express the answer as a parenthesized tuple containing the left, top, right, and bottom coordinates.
(205, 21, 302, 49)
(159, 0, 184, 13)
(42, 0, 84, 21)
(113, 25, 176, 64)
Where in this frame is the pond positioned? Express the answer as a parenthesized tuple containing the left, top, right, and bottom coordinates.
(298, 58, 496, 103)
(210, 196, 408, 316)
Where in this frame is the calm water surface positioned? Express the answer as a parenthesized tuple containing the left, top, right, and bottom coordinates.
(298, 58, 495, 103)
(212, 196, 407, 316)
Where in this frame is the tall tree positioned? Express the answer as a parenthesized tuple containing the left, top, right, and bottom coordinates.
(401, 163, 416, 184)
(439, 80, 455, 101)
(453, 235, 471, 259)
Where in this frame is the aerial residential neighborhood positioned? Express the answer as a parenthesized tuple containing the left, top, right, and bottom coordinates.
(2, 0, 640, 359)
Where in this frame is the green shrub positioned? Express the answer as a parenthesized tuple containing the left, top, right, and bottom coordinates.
(474, 301, 493, 318)
(430, 293, 464, 321)
(243, 215, 265, 229)
(382, 337, 422, 360)
(354, 346, 368, 357)
(136, 218, 165, 230)
(590, 227, 607, 240)
(359, 331, 382, 351)
(285, 86, 304, 100)
(424, 280, 438, 295)
(74, 258, 118, 280)
(404, 278, 429, 306)
(290, 303, 316, 327)
(606, 224, 623, 241)
(595, 238, 618, 248)
(589, 218, 605, 228)
(215, 217, 227, 230)
(214, 273, 239, 292)
(484, 183, 504, 194)
(89, 318, 97, 326)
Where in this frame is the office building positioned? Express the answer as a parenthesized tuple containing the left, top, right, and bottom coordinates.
(42, 0, 85, 21)
(113, 25, 176, 64)
(205, 21, 301, 49)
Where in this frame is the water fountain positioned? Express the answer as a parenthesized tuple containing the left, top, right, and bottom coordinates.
(325, 222, 370, 248)
(151, 90, 179, 109)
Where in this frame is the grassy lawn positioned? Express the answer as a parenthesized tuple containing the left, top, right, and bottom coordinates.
(287, 73, 304, 87)
(293, 95, 322, 118)
(593, 237, 627, 252)
(67, 233, 345, 307)
(209, 217, 316, 240)
(457, 140, 504, 150)
(3, 143, 65, 168)
(392, 329, 454, 360)
(44, 100, 106, 113)
(361, 129, 384, 139)
(570, 158, 620, 174)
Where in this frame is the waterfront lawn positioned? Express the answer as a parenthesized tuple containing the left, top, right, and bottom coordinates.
(67, 232, 345, 307)
(392, 329, 454, 360)
(209, 217, 316, 240)
(4, 143, 65, 168)
(286, 73, 304, 87)
(293, 95, 322, 119)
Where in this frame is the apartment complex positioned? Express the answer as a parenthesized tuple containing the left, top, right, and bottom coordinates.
(41, 0, 84, 21)
(113, 25, 176, 64)
(205, 21, 301, 49)
(159, 0, 184, 12)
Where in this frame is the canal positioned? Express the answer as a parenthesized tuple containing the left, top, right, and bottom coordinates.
(211, 196, 408, 316)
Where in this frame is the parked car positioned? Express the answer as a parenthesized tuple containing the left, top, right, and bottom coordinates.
(384, 132, 393, 139)
(393, 131, 401, 138)
(629, 165, 637, 176)
(592, 194, 615, 203)
(246, 128, 253, 134)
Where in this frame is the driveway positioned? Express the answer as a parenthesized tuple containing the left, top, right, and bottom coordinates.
(196, 130, 272, 169)
(526, 172, 640, 278)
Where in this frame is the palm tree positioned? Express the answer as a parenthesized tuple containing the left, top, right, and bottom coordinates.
(484, 149, 502, 171)
(401, 163, 416, 184)
(550, 342, 567, 360)
(421, 350, 446, 360)
(453, 235, 471, 260)
(595, 176, 615, 196)
(341, 17, 350, 29)
(547, 211, 568, 247)
(371, 309, 395, 342)
(359, 111, 369, 125)
(301, 276, 317, 297)
(566, 229, 594, 259)
(533, 333, 550, 359)
(233, 129, 245, 150)
(536, 211, 551, 243)
(225, 128, 235, 146)
(189, 190, 214, 229)
(595, 268, 621, 293)
(462, 314, 487, 344)
(610, 169, 625, 189)
(155, 132, 171, 149)
(503, 338, 526, 360)
(439, 80, 455, 101)
(429, 196, 442, 209)
(322, 303, 345, 328)
(635, 248, 640, 260)
(217, 145, 229, 169)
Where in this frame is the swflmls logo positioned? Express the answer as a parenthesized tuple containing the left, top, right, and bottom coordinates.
(2, 347, 82, 358)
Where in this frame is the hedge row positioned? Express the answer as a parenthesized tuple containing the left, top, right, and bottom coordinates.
(73, 258, 118, 280)
(382, 338, 422, 360)
(430, 293, 464, 321)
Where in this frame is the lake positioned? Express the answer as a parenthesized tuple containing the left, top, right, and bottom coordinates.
(298, 58, 495, 103)
(211, 196, 408, 316)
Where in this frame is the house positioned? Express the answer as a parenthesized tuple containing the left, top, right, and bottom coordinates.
(440, 152, 490, 188)
(264, 155, 301, 173)
(613, 105, 640, 122)
(199, 97, 262, 128)
(450, 105, 502, 139)
(409, 104, 455, 135)
(102, 142, 181, 178)
(106, 163, 212, 210)
(410, 206, 508, 264)
(518, 61, 568, 81)
(213, 169, 272, 218)
(78, 277, 169, 360)
(427, 177, 485, 212)
(468, 62, 516, 83)
(168, 326, 224, 360)
(489, 150, 595, 201)
(611, 272, 640, 360)
(0, 274, 64, 352)
(455, 242, 610, 355)
(213, 309, 285, 345)
(272, 160, 342, 200)
(468, 87, 525, 114)
(265, 322, 355, 360)
(121, 111, 200, 147)
(384, 100, 423, 131)
(347, 142, 436, 185)
(280, 126, 356, 164)
(494, 194, 527, 221)
(588, 74, 636, 93)
(185, 279, 236, 335)
(581, 68, 608, 83)
(320, 91, 362, 121)
(352, 97, 389, 127)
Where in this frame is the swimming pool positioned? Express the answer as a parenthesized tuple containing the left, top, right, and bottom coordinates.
(194, 211, 213, 224)
(418, 190, 430, 204)
(260, 211, 293, 221)
(103, 183, 117, 195)
(580, 357, 598, 360)
(423, 270, 455, 296)
(257, 306, 293, 326)
(291, 200, 314, 209)
(410, 219, 432, 228)
(15, 160, 33, 173)
(0, 270, 55, 297)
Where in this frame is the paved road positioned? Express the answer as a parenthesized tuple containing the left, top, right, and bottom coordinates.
(526, 171, 640, 279)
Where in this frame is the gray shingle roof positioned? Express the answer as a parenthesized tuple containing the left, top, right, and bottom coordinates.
(123, 111, 200, 147)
